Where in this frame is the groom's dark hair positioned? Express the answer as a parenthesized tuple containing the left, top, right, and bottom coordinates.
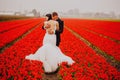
(52, 12, 58, 16)
(45, 14, 52, 21)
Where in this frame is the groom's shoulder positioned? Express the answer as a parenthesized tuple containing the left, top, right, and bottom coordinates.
(57, 18, 64, 23)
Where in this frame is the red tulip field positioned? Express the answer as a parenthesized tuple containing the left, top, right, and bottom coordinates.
(0, 18, 120, 80)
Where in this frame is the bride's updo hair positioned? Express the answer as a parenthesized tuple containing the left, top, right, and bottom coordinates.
(45, 14, 52, 21)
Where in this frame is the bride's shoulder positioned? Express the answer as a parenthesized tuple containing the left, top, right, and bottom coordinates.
(52, 20, 58, 24)
(49, 20, 55, 22)
(44, 21, 48, 24)
(54, 20, 58, 23)
(48, 20, 58, 24)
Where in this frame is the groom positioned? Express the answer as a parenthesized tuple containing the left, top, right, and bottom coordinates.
(43, 12, 64, 46)
(52, 12, 64, 46)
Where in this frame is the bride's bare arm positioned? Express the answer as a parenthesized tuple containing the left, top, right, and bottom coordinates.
(44, 21, 51, 29)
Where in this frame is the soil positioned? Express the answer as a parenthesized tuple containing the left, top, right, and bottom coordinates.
(42, 73, 59, 80)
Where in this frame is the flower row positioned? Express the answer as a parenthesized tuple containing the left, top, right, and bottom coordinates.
(58, 28, 120, 80)
(64, 18, 120, 61)
(0, 19, 39, 33)
(63, 18, 120, 40)
(0, 18, 43, 48)
(0, 23, 45, 80)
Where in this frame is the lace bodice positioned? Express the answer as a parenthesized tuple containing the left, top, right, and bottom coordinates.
(44, 20, 58, 33)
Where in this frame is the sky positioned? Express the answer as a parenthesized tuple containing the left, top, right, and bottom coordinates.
(0, 0, 120, 14)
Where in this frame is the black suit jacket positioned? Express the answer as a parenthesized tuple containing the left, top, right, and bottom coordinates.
(55, 18, 64, 43)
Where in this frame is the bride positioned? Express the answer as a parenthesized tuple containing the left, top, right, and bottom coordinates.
(25, 14, 75, 73)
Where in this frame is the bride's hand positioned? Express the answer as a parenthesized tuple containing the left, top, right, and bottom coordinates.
(45, 23, 51, 29)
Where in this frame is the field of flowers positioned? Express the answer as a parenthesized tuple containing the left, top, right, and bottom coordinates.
(64, 18, 120, 61)
(0, 18, 120, 80)
(0, 19, 43, 48)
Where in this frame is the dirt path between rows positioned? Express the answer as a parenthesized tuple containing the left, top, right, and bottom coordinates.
(42, 73, 58, 80)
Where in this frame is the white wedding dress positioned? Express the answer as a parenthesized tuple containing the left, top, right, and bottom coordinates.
(25, 20, 75, 73)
